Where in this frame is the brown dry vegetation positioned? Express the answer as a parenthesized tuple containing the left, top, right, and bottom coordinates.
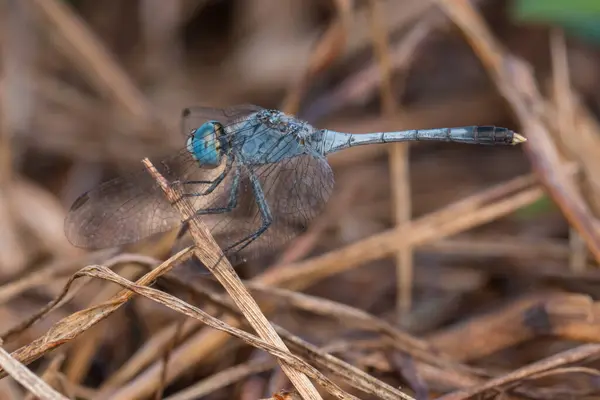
(1, 0, 600, 399)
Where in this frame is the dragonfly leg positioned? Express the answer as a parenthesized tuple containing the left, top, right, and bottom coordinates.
(182, 155, 234, 196)
(223, 170, 273, 255)
(181, 164, 241, 226)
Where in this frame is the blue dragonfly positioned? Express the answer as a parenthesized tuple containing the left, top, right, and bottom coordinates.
(65, 105, 525, 262)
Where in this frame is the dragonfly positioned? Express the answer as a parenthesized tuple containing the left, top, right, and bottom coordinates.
(65, 104, 526, 263)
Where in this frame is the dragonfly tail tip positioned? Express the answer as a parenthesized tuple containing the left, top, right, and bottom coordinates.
(512, 132, 527, 145)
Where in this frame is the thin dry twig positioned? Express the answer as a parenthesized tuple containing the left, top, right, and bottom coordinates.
(140, 158, 323, 400)
(160, 273, 415, 400)
(62, 264, 145, 383)
(0, 250, 136, 305)
(388, 352, 429, 400)
(426, 292, 598, 361)
(0, 246, 194, 379)
(549, 29, 590, 273)
(437, 344, 600, 400)
(0, 340, 67, 400)
(367, 0, 413, 318)
(155, 303, 186, 400)
(0, 253, 158, 342)
(244, 282, 471, 374)
(276, 326, 415, 400)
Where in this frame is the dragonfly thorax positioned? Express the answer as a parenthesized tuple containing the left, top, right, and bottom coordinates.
(256, 109, 314, 141)
(187, 121, 227, 167)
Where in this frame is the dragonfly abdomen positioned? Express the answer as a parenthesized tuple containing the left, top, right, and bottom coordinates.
(439, 125, 517, 145)
(319, 126, 524, 154)
(382, 126, 517, 145)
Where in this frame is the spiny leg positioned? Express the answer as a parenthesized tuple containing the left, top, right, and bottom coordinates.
(182, 155, 234, 197)
(180, 165, 242, 271)
(223, 169, 273, 256)
(174, 162, 237, 261)
(181, 164, 241, 226)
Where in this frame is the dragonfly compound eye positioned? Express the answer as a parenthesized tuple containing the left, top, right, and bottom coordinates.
(187, 121, 222, 166)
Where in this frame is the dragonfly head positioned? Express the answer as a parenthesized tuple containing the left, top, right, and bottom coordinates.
(187, 121, 225, 167)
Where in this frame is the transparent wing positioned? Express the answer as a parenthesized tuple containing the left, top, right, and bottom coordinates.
(201, 151, 334, 262)
(65, 105, 264, 250)
(181, 104, 264, 136)
(64, 141, 237, 249)
(65, 150, 194, 249)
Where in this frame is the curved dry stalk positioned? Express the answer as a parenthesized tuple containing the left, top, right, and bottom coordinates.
(161, 273, 414, 400)
(76, 265, 359, 400)
(0, 246, 194, 380)
(140, 158, 323, 400)
(0, 253, 159, 342)
(436, 344, 600, 400)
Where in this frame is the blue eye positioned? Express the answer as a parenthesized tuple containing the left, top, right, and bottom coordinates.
(187, 121, 223, 166)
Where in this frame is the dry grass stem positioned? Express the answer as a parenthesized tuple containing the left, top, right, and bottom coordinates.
(0, 340, 68, 400)
(367, 0, 414, 319)
(141, 158, 323, 400)
(76, 264, 359, 400)
(437, 344, 600, 400)
(159, 273, 415, 400)
(0, 246, 194, 379)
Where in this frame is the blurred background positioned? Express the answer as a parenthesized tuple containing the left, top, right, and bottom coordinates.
(2, 0, 600, 399)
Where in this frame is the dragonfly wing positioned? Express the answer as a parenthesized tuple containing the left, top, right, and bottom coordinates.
(65, 170, 179, 249)
(262, 151, 334, 225)
(64, 149, 228, 249)
(198, 151, 334, 262)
